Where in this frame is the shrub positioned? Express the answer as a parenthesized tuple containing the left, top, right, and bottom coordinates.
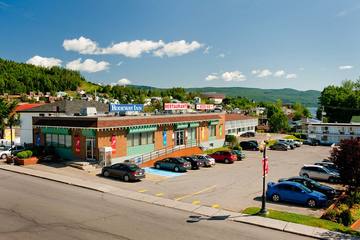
(16, 151, 28, 159)
(339, 209, 353, 226)
(232, 144, 242, 151)
(321, 209, 340, 222)
(25, 150, 33, 158)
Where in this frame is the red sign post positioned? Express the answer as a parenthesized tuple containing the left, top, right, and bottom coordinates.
(262, 157, 269, 176)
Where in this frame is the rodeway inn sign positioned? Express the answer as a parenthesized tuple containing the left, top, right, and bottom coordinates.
(109, 104, 144, 112)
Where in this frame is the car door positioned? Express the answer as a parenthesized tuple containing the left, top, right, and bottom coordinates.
(316, 167, 329, 180)
(166, 159, 176, 170)
(277, 184, 292, 201)
(110, 164, 125, 177)
(288, 185, 307, 204)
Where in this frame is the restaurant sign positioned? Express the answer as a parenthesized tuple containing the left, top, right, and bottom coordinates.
(164, 103, 188, 110)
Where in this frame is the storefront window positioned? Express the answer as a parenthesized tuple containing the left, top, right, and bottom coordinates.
(46, 134, 52, 146)
(65, 135, 72, 148)
(58, 135, 65, 146)
(127, 132, 154, 147)
(51, 134, 58, 145)
(209, 125, 216, 137)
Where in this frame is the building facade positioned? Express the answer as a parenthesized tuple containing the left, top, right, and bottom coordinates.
(32, 113, 226, 163)
(224, 114, 258, 136)
(307, 122, 360, 145)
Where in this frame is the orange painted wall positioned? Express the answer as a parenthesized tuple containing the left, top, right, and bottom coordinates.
(97, 129, 127, 158)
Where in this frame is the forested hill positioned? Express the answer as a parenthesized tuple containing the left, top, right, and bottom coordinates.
(186, 87, 320, 107)
(0, 58, 84, 94)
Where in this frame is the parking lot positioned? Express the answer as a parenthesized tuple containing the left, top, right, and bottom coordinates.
(24, 143, 335, 217)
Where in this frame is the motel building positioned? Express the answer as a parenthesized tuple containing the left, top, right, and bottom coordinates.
(32, 111, 226, 164)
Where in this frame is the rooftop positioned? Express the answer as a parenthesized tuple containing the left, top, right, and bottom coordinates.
(225, 114, 257, 121)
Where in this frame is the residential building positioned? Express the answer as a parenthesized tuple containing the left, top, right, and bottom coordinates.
(201, 92, 225, 104)
(224, 114, 258, 136)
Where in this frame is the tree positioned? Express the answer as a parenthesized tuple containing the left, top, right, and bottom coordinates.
(330, 138, 360, 192)
(0, 99, 18, 140)
(268, 111, 289, 132)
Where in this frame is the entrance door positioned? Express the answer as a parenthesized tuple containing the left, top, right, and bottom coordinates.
(86, 138, 95, 160)
(175, 130, 185, 146)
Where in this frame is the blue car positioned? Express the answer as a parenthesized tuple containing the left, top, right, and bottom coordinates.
(266, 181, 327, 208)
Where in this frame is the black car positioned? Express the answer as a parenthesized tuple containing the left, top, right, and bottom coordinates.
(279, 176, 337, 199)
(269, 143, 288, 151)
(154, 157, 191, 172)
(240, 132, 255, 137)
(240, 141, 259, 151)
(303, 139, 320, 146)
(102, 163, 145, 182)
(181, 156, 204, 170)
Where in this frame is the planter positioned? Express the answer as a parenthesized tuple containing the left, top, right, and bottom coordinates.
(14, 157, 39, 166)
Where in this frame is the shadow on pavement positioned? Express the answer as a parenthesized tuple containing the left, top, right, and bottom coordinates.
(186, 215, 230, 223)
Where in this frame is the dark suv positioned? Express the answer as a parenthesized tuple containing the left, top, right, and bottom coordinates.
(240, 141, 259, 151)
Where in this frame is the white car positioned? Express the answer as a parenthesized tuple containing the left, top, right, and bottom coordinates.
(0, 147, 12, 159)
(194, 154, 216, 167)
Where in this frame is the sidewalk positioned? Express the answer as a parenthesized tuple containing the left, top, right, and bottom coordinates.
(0, 164, 358, 240)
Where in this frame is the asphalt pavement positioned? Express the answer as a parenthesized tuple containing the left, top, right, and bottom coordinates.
(0, 170, 314, 240)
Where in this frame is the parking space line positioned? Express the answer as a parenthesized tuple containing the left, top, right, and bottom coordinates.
(174, 185, 217, 201)
(192, 200, 201, 205)
(211, 204, 220, 209)
(155, 193, 164, 197)
(138, 189, 148, 193)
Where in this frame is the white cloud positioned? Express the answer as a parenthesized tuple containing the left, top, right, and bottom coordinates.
(251, 70, 259, 75)
(66, 58, 109, 73)
(205, 74, 219, 81)
(63, 36, 100, 54)
(103, 40, 164, 58)
(26, 55, 62, 68)
(218, 53, 225, 58)
(116, 78, 131, 85)
(286, 73, 297, 79)
(221, 71, 246, 81)
(257, 69, 272, 78)
(203, 46, 212, 54)
(274, 70, 285, 77)
(116, 61, 123, 66)
(339, 65, 353, 70)
(153, 40, 203, 57)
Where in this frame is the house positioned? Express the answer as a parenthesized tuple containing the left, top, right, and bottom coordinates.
(201, 92, 225, 104)
(224, 114, 258, 136)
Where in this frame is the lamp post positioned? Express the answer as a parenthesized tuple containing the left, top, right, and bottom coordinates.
(4, 118, 14, 165)
(259, 133, 271, 215)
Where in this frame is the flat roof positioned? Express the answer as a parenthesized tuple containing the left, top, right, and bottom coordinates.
(307, 122, 360, 127)
(225, 114, 257, 121)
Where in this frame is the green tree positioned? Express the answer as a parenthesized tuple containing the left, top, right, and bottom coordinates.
(268, 111, 289, 132)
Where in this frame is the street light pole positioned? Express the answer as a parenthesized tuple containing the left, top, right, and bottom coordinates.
(259, 144, 268, 215)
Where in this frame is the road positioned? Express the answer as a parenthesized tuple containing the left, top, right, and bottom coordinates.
(0, 171, 313, 240)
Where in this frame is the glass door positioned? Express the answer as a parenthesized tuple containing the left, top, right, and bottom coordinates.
(175, 130, 184, 146)
(86, 138, 95, 160)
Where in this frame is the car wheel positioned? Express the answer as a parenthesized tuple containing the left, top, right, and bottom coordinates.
(272, 194, 280, 202)
(303, 173, 309, 179)
(155, 164, 161, 169)
(1, 154, 7, 159)
(224, 158, 230, 164)
(174, 166, 180, 172)
(123, 175, 130, 182)
(307, 199, 317, 208)
(103, 170, 110, 177)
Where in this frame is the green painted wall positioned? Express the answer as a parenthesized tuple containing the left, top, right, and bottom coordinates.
(127, 144, 155, 156)
(55, 147, 74, 160)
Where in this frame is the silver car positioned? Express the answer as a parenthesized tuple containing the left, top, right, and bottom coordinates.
(299, 165, 340, 183)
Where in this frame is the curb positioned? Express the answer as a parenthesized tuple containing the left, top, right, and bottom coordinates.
(0, 165, 358, 240)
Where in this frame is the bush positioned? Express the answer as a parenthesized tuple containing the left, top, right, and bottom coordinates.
(16, 150, 33, 159)
(25, 150, 33, 158)
(225, 135, 238, 147)
(340, 209, 353, 226)
(321, 209, 340, 222)
(232, 144, 242, 151)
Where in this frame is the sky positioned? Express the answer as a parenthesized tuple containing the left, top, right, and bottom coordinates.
(1, 0, 360, 91)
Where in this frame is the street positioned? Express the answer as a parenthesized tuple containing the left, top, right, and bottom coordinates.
(0, 170, 313, 240)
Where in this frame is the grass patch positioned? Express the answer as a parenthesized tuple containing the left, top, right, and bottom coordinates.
(284, 135, 303, 142)
(266, 139, 277, 147)
(204, 147, 230, 154)
(242, 207, 360, 236)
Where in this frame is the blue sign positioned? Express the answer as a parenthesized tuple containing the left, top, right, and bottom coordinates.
(109, 104, 144, 112)
(35, 134, 41, 146)
(163, 130, 167, 146)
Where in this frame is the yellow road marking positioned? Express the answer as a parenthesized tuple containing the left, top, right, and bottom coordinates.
(174, 185, 217, 201)
(138, 189, 148, 193)
(156, 193, 164, 197)
(212, 204, 220, 209)
(192, 200, 201, 205)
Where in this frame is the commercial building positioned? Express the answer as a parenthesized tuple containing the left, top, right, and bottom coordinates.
(225, 114, 258, 136)
(32, 112, 226, 163)
(306, 122, 360, 145)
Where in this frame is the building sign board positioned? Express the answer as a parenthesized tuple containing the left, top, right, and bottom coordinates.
(196, 104, 214, 110)
(75, 136, 81, 153)
(109, 104, 144, 112)
(164, 103, 188, 110)
(111, 135, 116, 154)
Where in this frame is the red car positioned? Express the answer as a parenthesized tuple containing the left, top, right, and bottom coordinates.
(209, 151, 237, 163)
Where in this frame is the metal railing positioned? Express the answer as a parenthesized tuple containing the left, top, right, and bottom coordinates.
(127, 141, 199, 165)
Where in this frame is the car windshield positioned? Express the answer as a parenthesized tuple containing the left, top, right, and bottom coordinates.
(308, 179, 321, 187)
(299, 184, 312, 193)
(177, 158, 187, 163)
(127, 164, 139, 171)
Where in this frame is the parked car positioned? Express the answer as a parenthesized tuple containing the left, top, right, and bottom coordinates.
(154, 157, 191, 172)
(240, 141, 259, 151)
(269, 143, 289, 151)
(266, 181, 327, 208)
(303, 139, 320, 146)
(277, 139, 295, 149)
(240, 132, 255, 137)
(0, 145, 26, 159)
(209, 151, 237, 163)
(193, 154, 216, 167)
(231, 150, 246, 160)
(314, 162, 339, 174)
(102, 163, 145, 182)
(299, 165, 340, 183)
(278, 139, 301, 147)
(0, 147, 12, 159)
(278, 176, 337, 199)
(181, 156, 204, 170)
(10, 146, 26, 155)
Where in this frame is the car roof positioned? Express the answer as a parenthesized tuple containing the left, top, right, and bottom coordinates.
(303, 164, 324, 168)
(277, 181, 303, 187)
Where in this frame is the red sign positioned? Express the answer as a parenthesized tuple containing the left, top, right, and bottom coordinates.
(75, 136, 81, 153)
(164, 103, 188, 110)
(262, 157, 269, 176)
(111, 135, 116, 154)
(196, 104, 214, 110)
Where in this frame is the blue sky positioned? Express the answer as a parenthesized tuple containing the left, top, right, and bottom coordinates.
(1, 0, 360, 90)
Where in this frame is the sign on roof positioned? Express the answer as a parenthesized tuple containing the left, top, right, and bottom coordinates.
(164, 103, 188, 110)
(109, 104, 144, 112)
(196, 104, 214, 110)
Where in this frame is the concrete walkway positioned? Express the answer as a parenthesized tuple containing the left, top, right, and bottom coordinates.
(0, 164, 358, 240)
